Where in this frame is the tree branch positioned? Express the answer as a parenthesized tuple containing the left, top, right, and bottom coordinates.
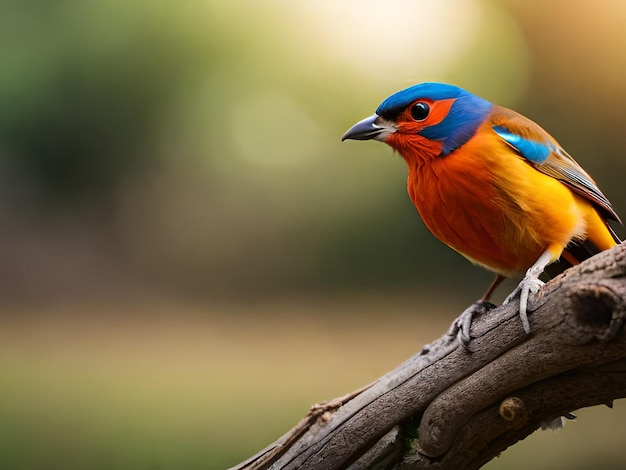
(230, 243, 626, 470)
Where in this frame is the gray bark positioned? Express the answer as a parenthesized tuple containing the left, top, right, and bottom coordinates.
(230, 243, 626, 470)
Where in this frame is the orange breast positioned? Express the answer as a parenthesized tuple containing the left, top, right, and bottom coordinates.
(403, 124, 585, 277)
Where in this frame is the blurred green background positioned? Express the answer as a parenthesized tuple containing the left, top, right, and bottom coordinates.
(1, 0, 626, 469)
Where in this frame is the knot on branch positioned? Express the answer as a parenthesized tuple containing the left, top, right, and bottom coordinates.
(498, 397, 528, 428)
(566, 282, 626, 343)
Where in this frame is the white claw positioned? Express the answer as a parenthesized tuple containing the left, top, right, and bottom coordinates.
(454, 304, 476, 345)
(516, 275, 544, 333)
(504, 249, 552, 333)
(444, 301, 493, 348)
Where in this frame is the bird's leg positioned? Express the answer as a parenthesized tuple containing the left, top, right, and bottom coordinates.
(503, 249, 554, 333)
(482, 273, 506, 302)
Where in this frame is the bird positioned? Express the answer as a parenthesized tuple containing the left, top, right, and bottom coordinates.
(342, 82, 620, 342)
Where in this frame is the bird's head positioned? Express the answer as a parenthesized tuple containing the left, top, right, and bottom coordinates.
(342, 83, 493, 159)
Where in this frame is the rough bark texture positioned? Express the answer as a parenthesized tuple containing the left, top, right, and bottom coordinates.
(230, 244, 626, 470)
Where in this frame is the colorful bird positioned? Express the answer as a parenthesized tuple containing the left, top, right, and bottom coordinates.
(342, 82, 620, 340)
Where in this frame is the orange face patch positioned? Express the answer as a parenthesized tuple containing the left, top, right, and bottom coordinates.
(394, 98, 456, 135)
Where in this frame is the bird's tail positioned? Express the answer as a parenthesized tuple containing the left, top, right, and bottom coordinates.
(543, 223, 621, 280)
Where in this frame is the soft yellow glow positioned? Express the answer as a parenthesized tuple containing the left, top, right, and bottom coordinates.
(292, 0, 484, 80)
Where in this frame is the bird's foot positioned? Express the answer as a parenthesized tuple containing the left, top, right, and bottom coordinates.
(503, 275, 544, 333)
(445, 300, 496, 348)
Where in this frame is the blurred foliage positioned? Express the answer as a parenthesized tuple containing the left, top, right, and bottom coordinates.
(3, 0, 624, 303)
(0, 0, 214, 200)
(0, 0, 538, 302)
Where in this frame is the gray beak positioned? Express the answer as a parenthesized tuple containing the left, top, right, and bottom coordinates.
(342, 114, 395, 142)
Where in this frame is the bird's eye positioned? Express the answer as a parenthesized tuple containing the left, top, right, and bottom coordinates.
(410, 102, 430, 121)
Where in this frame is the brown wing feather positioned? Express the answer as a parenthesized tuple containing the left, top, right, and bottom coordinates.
(490, 105, 621, 224)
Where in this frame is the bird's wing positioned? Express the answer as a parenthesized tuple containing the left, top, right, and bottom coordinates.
(490, 105, 620, 223)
